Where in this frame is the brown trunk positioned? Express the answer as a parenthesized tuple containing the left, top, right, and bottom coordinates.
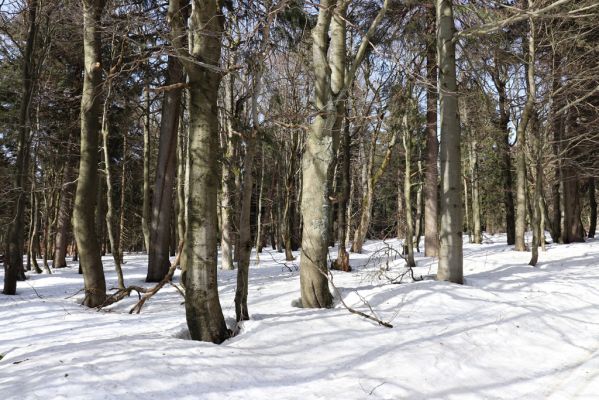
(147, 56, 184, 282)
(4, 0, 38, 294)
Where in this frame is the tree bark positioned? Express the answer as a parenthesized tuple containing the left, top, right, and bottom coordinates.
(300, 0, 337, 308)
(436, 0, 463, 284)
(169, 0, 229, 343)
(147, 56, 184, 282)
(424, 10, 439, 257)
(142, 89, 151, 253)
(73, 0, 107, 307)
(3, 0, 39, 294)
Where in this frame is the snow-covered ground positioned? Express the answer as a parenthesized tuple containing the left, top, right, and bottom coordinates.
(2, 234, 599, 399)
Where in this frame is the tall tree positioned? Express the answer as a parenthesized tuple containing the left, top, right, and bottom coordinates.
(424, 5, 439, 257)
(3, 0, 39, 294)
(169, 0, 229, 343)
(73, 0, 107, 307)
(436, 0, 463, 284)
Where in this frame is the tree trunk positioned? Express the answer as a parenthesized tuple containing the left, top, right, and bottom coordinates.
(300, 0, 336, 308)
(424, 11, 439, 257)
(491, 61, 516, 245)
(351, 117, 395, 253)
(470, 136, 482, 244)
(220, 70, 235, 270)
(403, 120, 416, 268)
(436, 0, 463, 284)
(333, 109, 351, 272)
(255, 145, 265, 258)
(169, 0, 229, 343)
(101, 83, 125, 289)
(147, 56, 184, 282)
(142, 88, 151, 253)
(3, 0, 38, 294)
(589, 178, 597, 238)
(53, 161, 75, 268)
(73, 0, 107, 307)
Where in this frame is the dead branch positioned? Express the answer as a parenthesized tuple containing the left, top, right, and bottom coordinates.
(98, 241, 184, 312)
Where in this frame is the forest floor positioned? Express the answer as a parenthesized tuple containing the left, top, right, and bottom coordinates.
(2, 234, 599, 399)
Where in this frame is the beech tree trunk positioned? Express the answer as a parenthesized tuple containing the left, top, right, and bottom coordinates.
(73, 0, 107, 307)
(147, 56, 184, 282)
(436, 0, 463, 284)
(169, 0, 229, 343)
(300, 0, 336, 308)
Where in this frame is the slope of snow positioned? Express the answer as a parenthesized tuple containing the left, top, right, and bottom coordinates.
(1, 235, 599, 399)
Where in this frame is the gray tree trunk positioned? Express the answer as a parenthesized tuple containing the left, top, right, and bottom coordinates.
(436, 0, 463, 284)
(73, 0, 107, 307)
(169, 0, 229, 343)
(300, 0, 337, 308)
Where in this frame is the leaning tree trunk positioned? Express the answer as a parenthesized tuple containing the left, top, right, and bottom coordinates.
(436, 0, 463, 284)
(3, 0, 38, 294)
(424, 10, 439, 257)
(73, 0, 107, 307)
(147, 56, 184, 282)
(169, 0, 229, 343)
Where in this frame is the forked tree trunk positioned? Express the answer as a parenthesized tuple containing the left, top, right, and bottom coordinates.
(147, 56, 184, 282)
(169, 0, 229, 343)
(73, 0, 107, 307)
(436, 0, 463, 284)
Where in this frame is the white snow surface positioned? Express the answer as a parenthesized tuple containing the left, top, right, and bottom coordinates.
(2, 234, 599, 399)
